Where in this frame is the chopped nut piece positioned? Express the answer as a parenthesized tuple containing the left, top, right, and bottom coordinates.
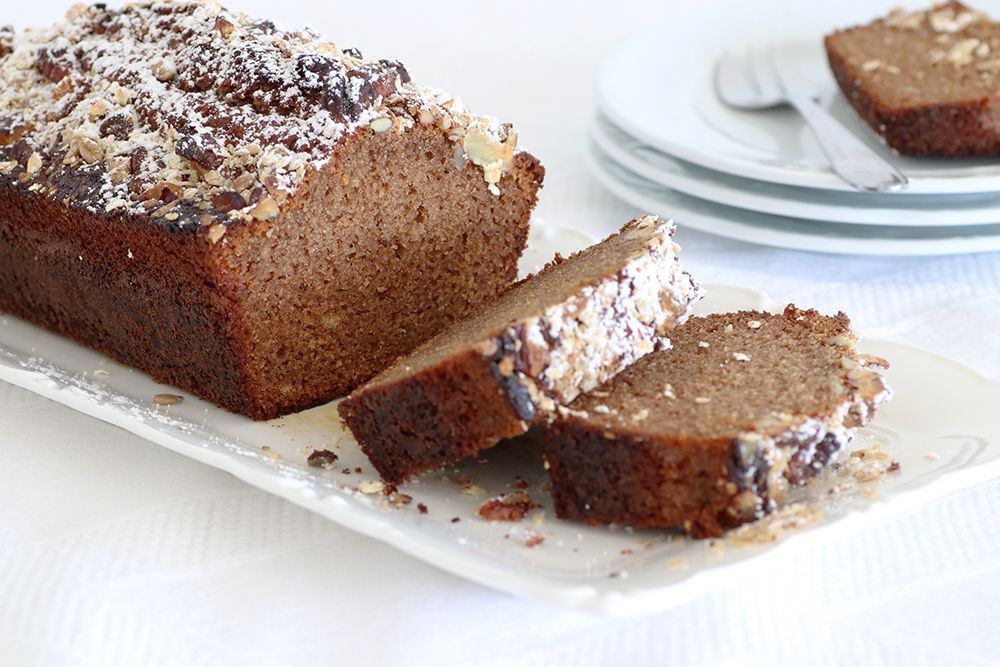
(249, 195, 279, 220)
(151, 59, 176, 81)
(153, 393, 183, 406)
(215, 14, 236, 38)
(207, 223, 227, 244)
(358, 479, 385, 494)
(369, 117, 393, 133)
(25, 152, 42, 175)
(211, 191, 248, 213)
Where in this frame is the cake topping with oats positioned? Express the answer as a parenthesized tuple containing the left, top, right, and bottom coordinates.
(0, 0, 521, 232)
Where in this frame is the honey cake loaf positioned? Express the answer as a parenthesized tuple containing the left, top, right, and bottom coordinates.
(540, 306, 891, 538)
(0, 1, 543, 420)
(825, 2, 1000, 156)
(338, 216, 703, 484)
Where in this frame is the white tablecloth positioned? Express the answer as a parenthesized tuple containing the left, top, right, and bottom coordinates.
(3, 1, 1000, 665)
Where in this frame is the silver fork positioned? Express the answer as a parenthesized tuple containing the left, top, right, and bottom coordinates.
(715, 49, 908, 193)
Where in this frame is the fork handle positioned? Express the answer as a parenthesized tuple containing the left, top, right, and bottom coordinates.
(785, 93, 908, 193)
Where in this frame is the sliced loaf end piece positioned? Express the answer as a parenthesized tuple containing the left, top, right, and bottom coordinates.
(338, 215, 703, 483)
(541, 306, 891, 538)
(824, 2, 1000, 156)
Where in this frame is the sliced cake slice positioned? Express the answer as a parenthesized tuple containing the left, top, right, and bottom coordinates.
(540, 306, 891, 538)
(825, 2, 1000, 156)
(338, 216, 703, 484)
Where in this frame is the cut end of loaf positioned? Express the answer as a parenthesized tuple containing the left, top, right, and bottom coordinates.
(339, 215, 702, 483)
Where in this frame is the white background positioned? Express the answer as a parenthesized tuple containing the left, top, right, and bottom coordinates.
(3, 1, 1000, 665)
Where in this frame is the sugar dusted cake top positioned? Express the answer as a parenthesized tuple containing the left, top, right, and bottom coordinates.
(0, 1, 520, 234)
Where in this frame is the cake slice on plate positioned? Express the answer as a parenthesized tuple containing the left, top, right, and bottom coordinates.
(540, 306, 892, 538)
(825, 2, 1000, 156)
(338, 216, 703, 484)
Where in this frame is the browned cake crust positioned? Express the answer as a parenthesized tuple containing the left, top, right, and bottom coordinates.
(0, 2, 542, 419)
(540, 306, 891, 538)
(339, 216, 703, 484)
(825, 2, 1000, 156)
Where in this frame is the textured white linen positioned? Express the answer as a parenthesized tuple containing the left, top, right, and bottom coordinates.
(2, 1, 1000, 665)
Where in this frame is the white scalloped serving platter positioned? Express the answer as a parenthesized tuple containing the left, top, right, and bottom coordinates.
(1, 219, 998, 615)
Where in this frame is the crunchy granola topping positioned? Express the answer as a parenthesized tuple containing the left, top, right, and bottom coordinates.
(0, 1, 519, 233)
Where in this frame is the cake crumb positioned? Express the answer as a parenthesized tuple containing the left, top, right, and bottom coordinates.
(307, 449, 339, 469)
(387, 492, 413, 507)
(729, 503, 821, 545)
(524, 532, 545, 548)
(477, 492, 538, 522)
(417, 503, 429, 514)
(93, 369, 110, 378)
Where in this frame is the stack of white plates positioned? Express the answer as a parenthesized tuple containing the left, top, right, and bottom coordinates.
(591, 0, 1000, 256)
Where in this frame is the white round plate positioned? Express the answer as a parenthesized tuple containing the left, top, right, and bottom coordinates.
(587, 141, 1000, 256)
(592, 115, 1000, 227)
(597, 0, 1000, 195)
